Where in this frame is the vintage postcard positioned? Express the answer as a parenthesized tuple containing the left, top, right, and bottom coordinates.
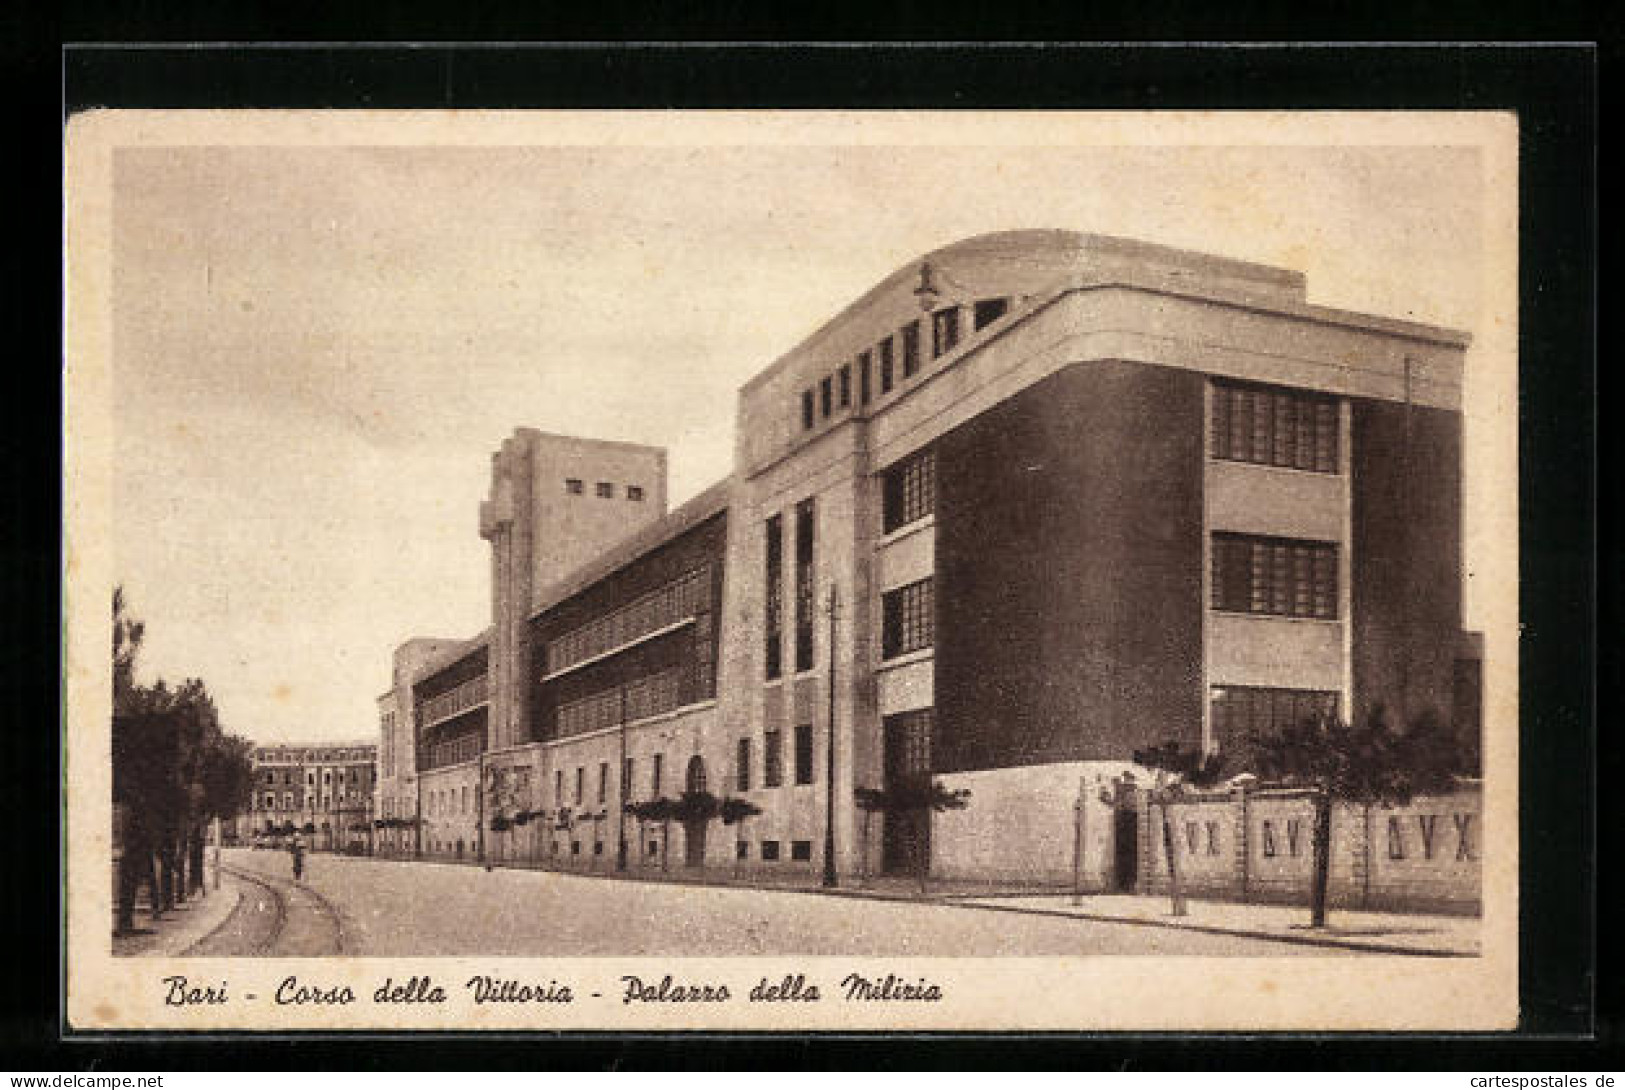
(63, 110, 1519, 1032)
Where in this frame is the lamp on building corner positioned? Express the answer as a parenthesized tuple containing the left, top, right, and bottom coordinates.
(913, 262, 943, 313)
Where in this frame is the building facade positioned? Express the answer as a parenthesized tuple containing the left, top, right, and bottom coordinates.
(375, 229, 1480, 897)
(246, 742, 377, 852)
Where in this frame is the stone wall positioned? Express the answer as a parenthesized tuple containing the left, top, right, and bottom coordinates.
(1137, 781, 1481, 914)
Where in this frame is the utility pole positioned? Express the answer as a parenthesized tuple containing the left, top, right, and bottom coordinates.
(823, 583, 839, 888)
(476, 748, 487, 868)
(617, 684, 629, 872)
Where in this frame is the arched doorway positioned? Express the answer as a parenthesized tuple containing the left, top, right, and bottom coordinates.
(684, 756, 708, 867)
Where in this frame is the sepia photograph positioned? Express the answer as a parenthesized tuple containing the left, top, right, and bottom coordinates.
(63, 109, 1520, 1031)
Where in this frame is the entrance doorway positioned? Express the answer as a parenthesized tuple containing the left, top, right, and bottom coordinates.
(881, 711, 933, 876)
(1113, 807, 1139, 891)
(684, 756, 708, 867)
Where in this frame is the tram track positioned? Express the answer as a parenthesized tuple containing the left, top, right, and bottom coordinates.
(184, 860, 346, 956)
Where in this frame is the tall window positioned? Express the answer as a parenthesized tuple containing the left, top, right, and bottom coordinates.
(859, 350, 872, 404)
(651, 753, 663, 796)
(884, 710, 933, 784)
(764, 514, 783, 679)
(802, 390, 815, 430)
(882, 578, 935, 659)
(736, 737, 752, 791)
(794, 724, 814, 786)
(879, 336, 895, 393)
(820, 376, 833, 419)
(931, 307, 960, 357)
(794, 499, 816, 672)
(555, 769, 563, 807)
(1211, 533, 1338, 619)
(882, 448, 936, 533)
(598, 761, 609, 804)
(973, 297, 1009, 330)
(764, 730, 784, 788)
(574, 767, 584, 805)
(838, 364, 852, 409)
(623, 757, 635, 801)
(1210, 686, 1339, 751)
(1211, 380, 1340, 473)
(901, 321, 921, 378)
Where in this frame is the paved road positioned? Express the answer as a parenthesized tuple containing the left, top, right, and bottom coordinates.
(219, 849, 1357, 957)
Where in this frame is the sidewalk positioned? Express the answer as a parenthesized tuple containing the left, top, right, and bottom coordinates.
(954, 892, 1480, 957)
(112, 868, 242, 957)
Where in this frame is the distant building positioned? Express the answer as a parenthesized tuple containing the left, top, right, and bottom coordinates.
(375, 230, 1481, 897)
(246, 742, 377, 852)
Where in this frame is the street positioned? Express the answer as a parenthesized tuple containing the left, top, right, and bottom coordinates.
(213, 849, 1361, 957)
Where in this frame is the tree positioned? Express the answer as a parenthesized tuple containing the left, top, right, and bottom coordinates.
(111, 589, 257, 934)
(1250, 708, 1466, 928)
(1131, 741, 1228, 917)
(850, 780, 970, 894)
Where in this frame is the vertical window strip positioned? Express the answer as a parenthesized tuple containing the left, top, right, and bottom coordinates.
(1211, 380, 1341, 474)
(765, 515, 783, 679)
(880, 337, 895, 393)
(902, 322, 921, 377)
(1211, 533, 1339, 620)
(794, 499, 816, 672)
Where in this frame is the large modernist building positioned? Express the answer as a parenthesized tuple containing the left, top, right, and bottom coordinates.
(375, 230, 1478, 888)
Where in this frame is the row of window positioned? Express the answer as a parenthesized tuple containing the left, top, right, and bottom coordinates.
(1211, 379, 1340, 473)
(261, 767, 370, 787)
(419, 673, 490, 727)
(735, 725, 816, 791)
(257, 792, 366, 811)
(428, 784, 473, 817)
(740, 839, 813, 862)
(545, 565, 712, 675)
(1211, 533, 1338, 619)
(425, 732, 482, 771)
(564, 478, 647, 502)
(554, 665, 689, 739)
(1209, 685, 1340, 750)
(556, 753, 668, 807)
(798, 299, 1011, 432)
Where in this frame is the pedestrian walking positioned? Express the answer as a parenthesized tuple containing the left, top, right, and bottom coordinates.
(290, 833, 305, 881)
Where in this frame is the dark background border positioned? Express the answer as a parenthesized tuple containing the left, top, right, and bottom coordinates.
(9, 40, 1601, 1068)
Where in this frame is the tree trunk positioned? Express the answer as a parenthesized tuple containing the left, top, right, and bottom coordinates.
(141, 846, 161, 921)
(190, 828, 206, 895)
(1310, 790, 1333, 928)
(861, 811, 872, 886)
(115, 835, 140, 934)
(1160, 798, 1188, 917)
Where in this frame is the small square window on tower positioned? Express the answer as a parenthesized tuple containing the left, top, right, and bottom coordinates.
(626, 485, 645, 502)
(596, 482, 614, 499)
(565, 478, 584, 495)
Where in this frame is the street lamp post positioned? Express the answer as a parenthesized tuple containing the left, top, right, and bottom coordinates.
(823, 584, 839, 888)
(617, 684, 629, 872)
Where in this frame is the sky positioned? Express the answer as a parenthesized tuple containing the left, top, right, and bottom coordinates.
(108, 127, 1496, 748)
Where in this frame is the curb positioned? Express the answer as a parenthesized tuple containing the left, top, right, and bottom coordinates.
(268, 851, 1474, 958)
